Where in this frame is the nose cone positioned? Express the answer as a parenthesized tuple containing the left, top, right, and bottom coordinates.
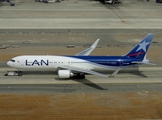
(7, 61, 12, 67)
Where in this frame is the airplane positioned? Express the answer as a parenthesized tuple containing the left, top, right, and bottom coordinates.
(7, 33, 154, 78)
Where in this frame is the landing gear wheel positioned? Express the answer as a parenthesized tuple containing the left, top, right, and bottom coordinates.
(77, 73, 85, 79)
(18, 73, 22, 76)
(18, 71, 22, 76)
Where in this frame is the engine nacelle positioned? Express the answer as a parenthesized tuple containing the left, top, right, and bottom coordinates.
(58, 70, 74, 78)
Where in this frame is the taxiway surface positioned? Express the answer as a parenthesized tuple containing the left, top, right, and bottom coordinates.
(1, 64, 162, 93)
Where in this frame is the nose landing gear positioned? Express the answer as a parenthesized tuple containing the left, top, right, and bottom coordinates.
(4, 71, 22, 76)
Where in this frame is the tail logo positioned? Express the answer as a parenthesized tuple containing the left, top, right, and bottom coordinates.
(136, 41, 150, 52)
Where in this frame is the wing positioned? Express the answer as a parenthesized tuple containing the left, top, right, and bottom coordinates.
(57, 65, 108, 77)
(75, 39, 100, 56)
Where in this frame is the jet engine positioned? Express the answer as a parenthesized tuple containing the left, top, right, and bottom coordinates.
(58, 70, 74, 78)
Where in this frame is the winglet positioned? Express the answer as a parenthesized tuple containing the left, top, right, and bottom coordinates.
(75, 39, 100, 56)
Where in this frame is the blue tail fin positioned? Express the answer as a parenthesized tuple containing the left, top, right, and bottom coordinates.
(125, 33, 154, 60)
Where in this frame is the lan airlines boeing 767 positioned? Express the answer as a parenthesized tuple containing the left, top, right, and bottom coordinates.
(7, 33, 154, 78)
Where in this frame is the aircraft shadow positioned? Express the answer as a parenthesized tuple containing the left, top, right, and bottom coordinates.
(118, 66, 148, 78)
(72, 77, 107, 90)
(55, 77, 107, 90)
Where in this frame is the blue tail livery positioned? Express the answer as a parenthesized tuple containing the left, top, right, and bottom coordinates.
(7, 34, 155, 78)
(125, 33, 154, 60)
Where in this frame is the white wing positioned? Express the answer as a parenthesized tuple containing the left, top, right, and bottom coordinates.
(75, 39, 100, 56)
(57, 65, 108, 77)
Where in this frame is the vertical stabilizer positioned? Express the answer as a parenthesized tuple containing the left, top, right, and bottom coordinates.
(125, 33, 154, 60)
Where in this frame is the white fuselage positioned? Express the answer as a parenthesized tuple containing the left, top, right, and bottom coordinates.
(7, 55, 113, 72)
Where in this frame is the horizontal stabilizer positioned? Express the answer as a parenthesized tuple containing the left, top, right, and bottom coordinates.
(131, 61, 156, 65)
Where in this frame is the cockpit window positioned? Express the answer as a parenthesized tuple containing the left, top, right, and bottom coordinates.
(10, 59, 15, 62)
